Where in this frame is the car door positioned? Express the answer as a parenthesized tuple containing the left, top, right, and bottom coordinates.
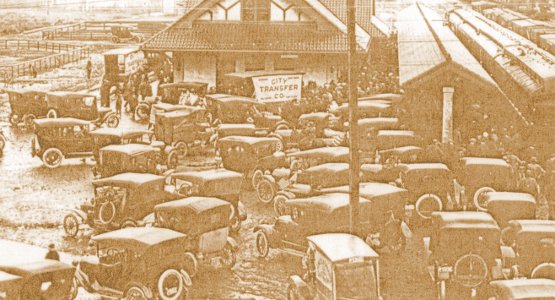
(78, 96, 96, 120)
(72, 125, 93, 153)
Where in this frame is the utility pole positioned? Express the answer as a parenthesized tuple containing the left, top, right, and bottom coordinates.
(347, 0, 360, 235)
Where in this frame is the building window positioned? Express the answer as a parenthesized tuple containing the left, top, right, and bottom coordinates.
(242, 0, 270, 21)
(200, 0, 241, 21)
(274, 56, 296, 71)
(270, 0, 304, 22)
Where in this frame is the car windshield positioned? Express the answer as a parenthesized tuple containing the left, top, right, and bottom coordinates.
(335, 262, 376, 300)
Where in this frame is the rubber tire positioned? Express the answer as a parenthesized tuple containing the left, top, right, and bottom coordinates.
(221, 243, 237, 269)
(256, 179, 276, 204)
(175, 141, 188, 157)
(157, 269, 184, 300)
(183, 252, 198, 278)
(167, 150, 178, 170)
(473, 187, 495, 211)
(268, 133, 285, 152)
(255, 231, 270, 258)
(531, 263, 555, 280)
(135, 104, 150, 120)
(125, 285, 147, 300)
(9, 114, 19, 126)
(104, 114, 119, 128)
(63, 214, 80, 238)
(121, 220, 137, 228)
(273, 194, 290, 216)
(46, 109, 58, 118)
(229, 204, 241, 233)
(251, 169, 264, 190)
(42, 148, 64, 168)
(453, 254, 488, 288)
(98, 201, 117, 225)
(415, 194, 443, 220)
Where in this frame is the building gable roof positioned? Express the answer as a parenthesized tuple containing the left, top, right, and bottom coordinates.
(143, 0, 390, 53)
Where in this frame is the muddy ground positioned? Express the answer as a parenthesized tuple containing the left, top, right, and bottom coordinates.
(0, 90, 435, 299)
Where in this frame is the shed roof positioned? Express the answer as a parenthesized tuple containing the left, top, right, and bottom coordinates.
(397, 4, 497, 89)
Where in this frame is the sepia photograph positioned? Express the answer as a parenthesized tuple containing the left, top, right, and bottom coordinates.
(0, 0, 554, 299)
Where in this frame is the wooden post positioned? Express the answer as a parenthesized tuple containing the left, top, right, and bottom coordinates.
(347, 0, 360, 235)
(442, 87, 454, 143)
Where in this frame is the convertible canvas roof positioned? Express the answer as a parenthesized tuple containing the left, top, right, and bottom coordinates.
(432, 211, 500, 231)
(92, 227, 186, 254)
(206, 94, 259, 104)
(90, 128, 152, 138)
(92, 172, 165, 188)
(377, 130, 415, 137)
(155, 196, 230, 214)
(288, 146, 349, 160)
(0, 260, 73, 277)
(485, 192, 536, 203)
(490, 279, 555, 300)
(321, 182, 408, 199)
(100, 143, 159, 155)
(461, 157, 510, 167)
(34, 117, 90, 127)
(159, 81, 208, 89)
(400, 163, 450, 172)
(218, 136, 279, 146)
(308, 233, 379, 263)
(358, 117, 399, 128)
(172, 168, 243, 182)
(46, 91, 96, 98)
(509, 220, 555, 235)
(3, 88, 46, 95)
(286, 193, 370, 213)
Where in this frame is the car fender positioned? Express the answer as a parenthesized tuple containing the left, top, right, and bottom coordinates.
(288, 275, 311, 299)
(276, 190, 296, 199)
(124, 282, 154, 299)
(100, 111, 116, 123)
(500, 245, 516, 268)
(69, 209, 88, 223)
(253, 224, 279, 247)
(226, 237, 239, 250)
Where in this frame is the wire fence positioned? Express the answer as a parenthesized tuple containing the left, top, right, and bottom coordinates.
(0, 44, 90, 83)
(0, 39, 84, 53)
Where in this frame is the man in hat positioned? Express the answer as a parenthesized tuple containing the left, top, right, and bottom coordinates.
(45, 243, 60, 261)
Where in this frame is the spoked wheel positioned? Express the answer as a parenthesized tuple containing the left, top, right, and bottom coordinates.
(125, 285, 147, 300)
(255, 231, 270, 258)
(42, 148, 64, 168)
(256, 179, 276, 204)
(98, 201, 117, 225)
(273, 194, 290, 216)
(251, 169, 264, 190)
(104, 114, 119, 128)
(63, 214, 80, 238)
(229, 205, 241, 233)
(221, 243, 237, 269)
(167, 150, 178, 170)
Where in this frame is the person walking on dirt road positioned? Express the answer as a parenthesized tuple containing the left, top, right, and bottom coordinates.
(45, 243, 60, 261)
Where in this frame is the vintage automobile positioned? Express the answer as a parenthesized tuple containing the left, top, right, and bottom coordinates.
(102, 47, 145, 95)
(0, 260, 77, 300)
(0, 270, 22, 299)
(331, 100, 393, 129)
(457, 157, 517, 211)
(63, 172, 179, 237)
(398, 163, 455, 221)
(286, 233, 382, 300)
(360, 163, 406, 183)
(254, 192, 406, 258)
(154, 197, 238, 275)
(485, 192, 536, 229)
(205, 94, 262, 125)
(488, 279, 555, 300)
(45, 91, 119, 128)
(217, 135, 288, 189)
(154, 108, 213, 159)
(139, 82, 208, 121)
(423, 212, 505, 299)
(90, 127, 153, 160)
(74, 227, 192, 300)
(32, 118, 94, 168)
(287, 146, 350, 167)
(170, 169, 248, 232)
(92, 144, 163, 178)
(271, 112, 342, 150)
(110, 25, 143, 43)
(360, 93, 404, 103)
(257, 162, 350, 210)
(375, 130, 421, 151)
(379, 145, 423, 163)
(5, 88, 48, 127)
(500, 220, 555, 278)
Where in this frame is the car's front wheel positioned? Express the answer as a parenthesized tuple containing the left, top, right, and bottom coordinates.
(125, 285, 148, 300)
(473, 187, 495, 211)
(157, 269, 185, 300)
(255, 231, 270, 258)
(273, 194, 290, 216)
(104, 114, 119, 128)
(221, 243, 237, 269)
(63, 214, 80, 238)
(256, 179, 276, 204)
(135, 104, 150, 121)
(42, 148, 64, 168)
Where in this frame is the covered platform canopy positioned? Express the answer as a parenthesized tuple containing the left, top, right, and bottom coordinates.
(396, 4, 528, 142)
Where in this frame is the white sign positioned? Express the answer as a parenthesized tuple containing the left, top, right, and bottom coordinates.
(252, 74, 302, 102)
